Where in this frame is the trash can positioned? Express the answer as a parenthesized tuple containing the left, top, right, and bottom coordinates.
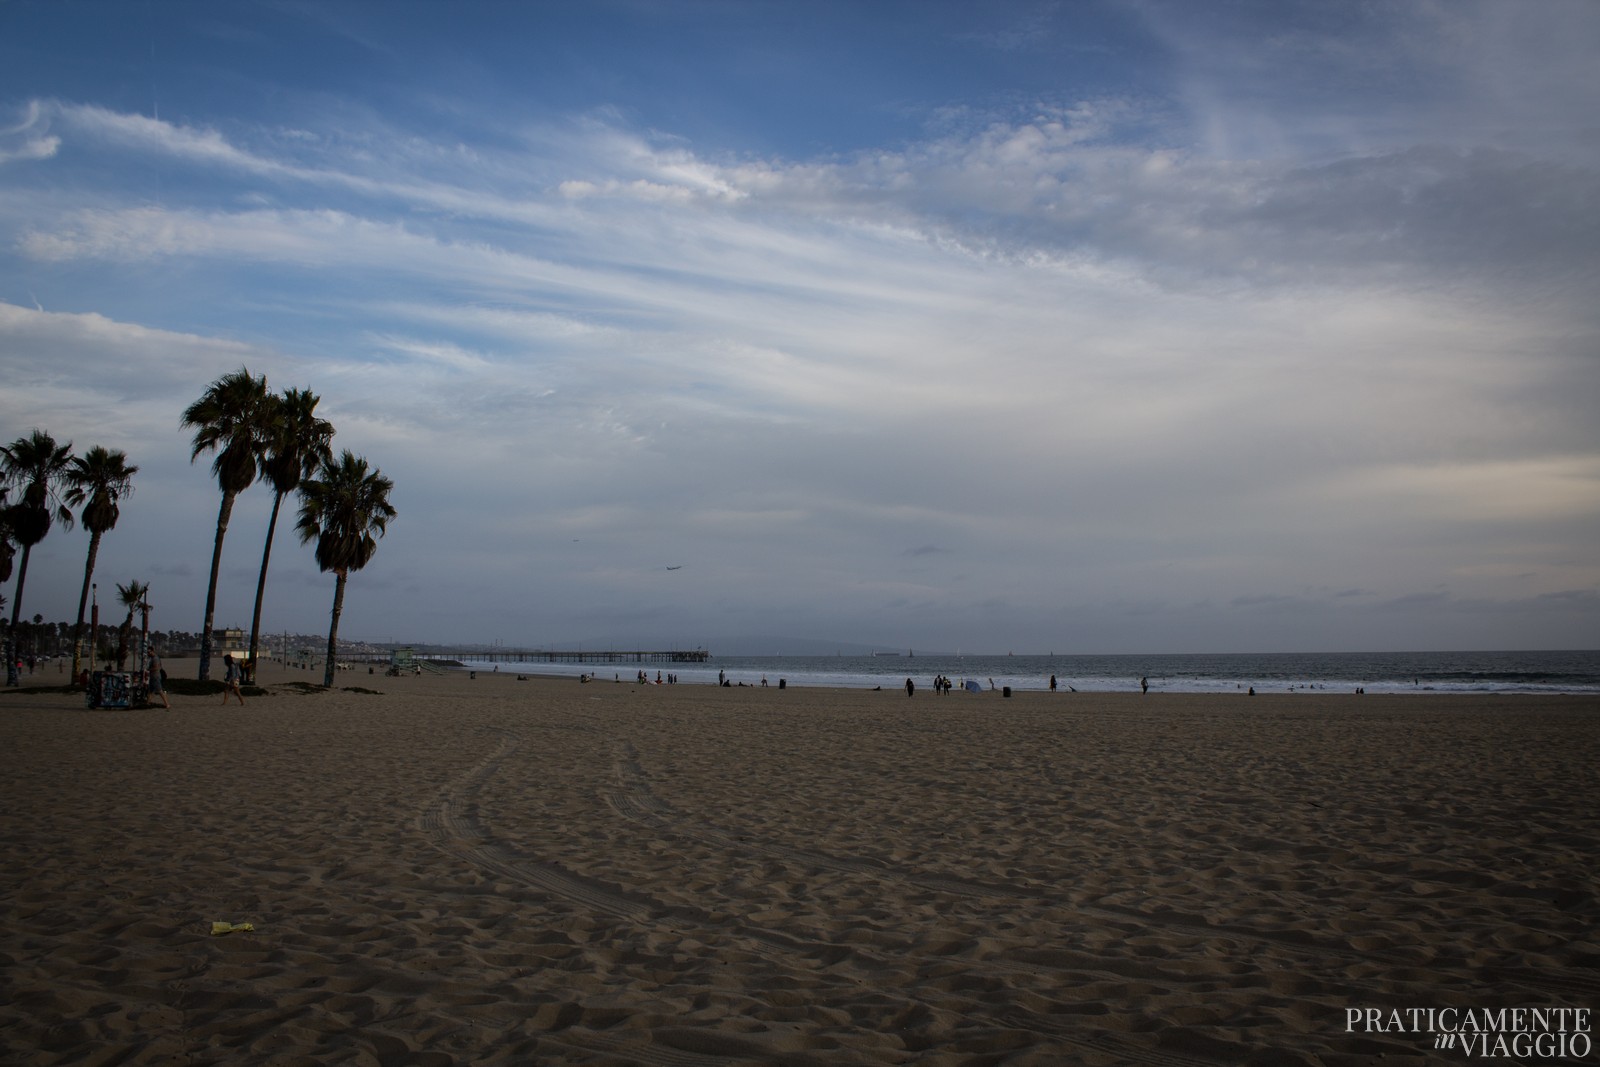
(1002, 686, 1012, 697)
(778, 678, 786, 689)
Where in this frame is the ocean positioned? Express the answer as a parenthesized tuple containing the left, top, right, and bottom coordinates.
(459, 649, 1600, 695)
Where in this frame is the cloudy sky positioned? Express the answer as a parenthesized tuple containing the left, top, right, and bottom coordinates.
(2, 0, 1596, 655)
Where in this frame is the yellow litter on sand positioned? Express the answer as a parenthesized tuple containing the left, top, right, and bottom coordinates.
(210, 921, 255, 936)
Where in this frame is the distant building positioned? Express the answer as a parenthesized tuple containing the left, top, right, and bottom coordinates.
(213, 628, 248, 658)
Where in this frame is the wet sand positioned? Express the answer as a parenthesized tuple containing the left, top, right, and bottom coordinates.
(2, 660, 1595, 1065)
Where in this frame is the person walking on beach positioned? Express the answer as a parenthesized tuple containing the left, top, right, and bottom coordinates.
(905, 677, 915, 697)
(221, 654, 245, 706)
(1140, 676, 1149, 695)
(147, 652, 169, 709)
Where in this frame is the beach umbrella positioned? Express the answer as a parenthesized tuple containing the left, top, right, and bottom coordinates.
(964, 679, 983, 693)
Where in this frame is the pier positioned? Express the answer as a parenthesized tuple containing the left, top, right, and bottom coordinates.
(344, 646, 713, 662)
(421, 648, 709, 665)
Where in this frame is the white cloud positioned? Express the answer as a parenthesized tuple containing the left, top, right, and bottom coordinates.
(364, 334, 497, 372)
(0, 136, 58, 165)
(1316, 457, 1600, 525)
(21, 207, 435, 267)
(0, 100, 61, 165)
(3, 2, 1596, 651)
(60, 102, 290, 175)
(0, 302, 267, 404)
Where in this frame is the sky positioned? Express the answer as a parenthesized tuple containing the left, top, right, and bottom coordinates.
(1, 0, 1597, 656)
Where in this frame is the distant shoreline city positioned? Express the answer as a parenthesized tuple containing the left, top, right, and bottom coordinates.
(10, 612, 1594, 696)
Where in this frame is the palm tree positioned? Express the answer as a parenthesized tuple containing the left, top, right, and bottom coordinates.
(182, 368, 271, 680)
(248, 388, 335, 675)
(0, 491, 14, 664)
(64, 447, 139, 681)
(296, 450, 395, 688)
(2, 430, 75, 686)
(114, 580, 149, 670)
(0, 486, 14, 588)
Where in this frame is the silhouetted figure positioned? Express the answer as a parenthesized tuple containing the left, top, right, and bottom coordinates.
(221, 655, 245, 706)
(147, 653, 169, 709)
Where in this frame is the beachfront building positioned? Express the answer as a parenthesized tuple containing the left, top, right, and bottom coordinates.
(209, 627, 255, 679)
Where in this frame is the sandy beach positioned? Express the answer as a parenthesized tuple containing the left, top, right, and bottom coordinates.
(2, 660, 1595, 1065)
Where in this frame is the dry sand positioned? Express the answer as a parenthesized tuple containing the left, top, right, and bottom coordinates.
(1, 659, 1595, 1065)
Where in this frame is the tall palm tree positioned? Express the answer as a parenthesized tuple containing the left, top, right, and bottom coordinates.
(182, 368, 271, 680)
(64, 446, 139, 681)
(248, 388, 335, 674)
(1, 430, 75, 686)
(296, 450, 395, 688)
(114, 579, 150, 670)
(0, 493, 10, 679)
(0, 486, 14, 588)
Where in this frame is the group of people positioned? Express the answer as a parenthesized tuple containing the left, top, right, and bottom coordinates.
(134, 650, 246, 708)
(145, 650, 246, 708)
(576, 671, 686, 684)
(894, 674, 1161, 696)
(905, 675, 960, 696)
(70, 652, 176, 709)
(53, 648, 255, 709)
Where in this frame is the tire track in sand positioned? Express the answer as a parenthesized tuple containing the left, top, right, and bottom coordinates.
(420, 732, 1242, 1067)
(606, 740, 1594, 1007)
(606, 741, 1011, 899)
(418, 731, 652, 923)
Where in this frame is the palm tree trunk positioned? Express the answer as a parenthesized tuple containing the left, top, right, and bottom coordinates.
(72, 531, 103, 682)
(248, 490, 285, 680)
(198, 490, 237, 681)
(116, 611, 133, 671)
(323, 571, 346, 688)
(5, 544, 33, 687)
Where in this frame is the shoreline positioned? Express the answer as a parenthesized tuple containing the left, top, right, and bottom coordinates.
(12, 661, 1600, 705)
(448, 650, 1600, 696)
(7, 653, 1600, 712)
(4, 662, 1596, 1064)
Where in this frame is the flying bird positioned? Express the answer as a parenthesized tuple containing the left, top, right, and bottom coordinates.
(665, 565, 683, 571)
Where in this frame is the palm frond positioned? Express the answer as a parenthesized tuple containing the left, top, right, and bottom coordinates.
(296, 450, 397, 576)
(181, 368, 272, 494)
(64, 446, 139, 535)
(0, 429, 76, 543)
